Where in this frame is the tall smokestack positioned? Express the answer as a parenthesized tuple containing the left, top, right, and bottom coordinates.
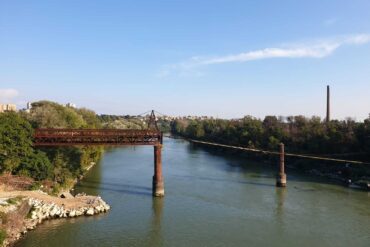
(326, 85, 330, 123)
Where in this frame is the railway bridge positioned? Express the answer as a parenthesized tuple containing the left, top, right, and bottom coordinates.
(33, 111, 165, 197)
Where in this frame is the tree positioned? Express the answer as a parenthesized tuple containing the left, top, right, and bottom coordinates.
(17, 151, 52, 180)
(0, 112, 34, 173)
(76, 108, 102, 128)
(27, 101, 85, 128)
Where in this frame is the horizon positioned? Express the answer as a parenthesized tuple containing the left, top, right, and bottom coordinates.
(5, 97, 369, 123)
(1, 1, 370, 120)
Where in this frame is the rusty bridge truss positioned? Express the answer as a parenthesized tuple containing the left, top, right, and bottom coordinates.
(32, 110, 165, 197)
(33, 128, 163, 146)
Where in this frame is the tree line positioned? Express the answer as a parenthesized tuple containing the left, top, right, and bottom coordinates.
(171, 115, 370, 159)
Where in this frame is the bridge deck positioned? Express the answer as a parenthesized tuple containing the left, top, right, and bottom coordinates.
(34, 129, 163, 146)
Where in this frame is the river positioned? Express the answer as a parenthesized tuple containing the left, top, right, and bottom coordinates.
(16, 138, 370, 247)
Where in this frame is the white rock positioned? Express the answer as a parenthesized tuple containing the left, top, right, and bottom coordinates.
(69, 210, 76, 217)
(86, 208, 94, 216)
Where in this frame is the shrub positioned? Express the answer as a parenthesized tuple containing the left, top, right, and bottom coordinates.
(0, 228, 6, 245)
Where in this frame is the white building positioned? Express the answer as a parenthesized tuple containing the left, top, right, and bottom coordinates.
(0, 104, 17, 113)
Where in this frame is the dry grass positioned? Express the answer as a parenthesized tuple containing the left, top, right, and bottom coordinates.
(0, 174, 34, 191)
(1, 200, 31, 244)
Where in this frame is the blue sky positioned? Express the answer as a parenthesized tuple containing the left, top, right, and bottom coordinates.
(1, 0, 370, 120)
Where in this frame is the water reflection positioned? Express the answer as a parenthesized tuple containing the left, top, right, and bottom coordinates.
(275, 188, 286, 224)
(147, 198, 164, 246)
(172, 174, 274, 188)
(74, 158, 103, 196)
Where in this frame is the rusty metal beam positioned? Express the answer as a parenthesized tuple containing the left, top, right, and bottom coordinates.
(33, 128, 163, 146)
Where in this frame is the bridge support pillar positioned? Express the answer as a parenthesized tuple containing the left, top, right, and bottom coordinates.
(276, 143, 287, 187)
(153, 144, 164, 197)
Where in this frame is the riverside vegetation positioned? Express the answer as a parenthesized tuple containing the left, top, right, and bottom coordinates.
(0, 101, 103, 246)
(0, 101, 171, 246)
(171, 115, 370, 184)
(0, 101, 103, 192)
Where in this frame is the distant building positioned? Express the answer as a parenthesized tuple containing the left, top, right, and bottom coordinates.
(0, 104, 17, 113)
(66, 103, 77, 108)
(25, 102, 32, 113)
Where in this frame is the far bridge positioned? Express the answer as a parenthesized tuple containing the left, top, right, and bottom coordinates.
(33, 111, 165, 197)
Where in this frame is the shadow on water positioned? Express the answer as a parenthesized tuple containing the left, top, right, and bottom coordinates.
(80, 179, 152, 192)
(188, 141, 352, 189)
(77, 180, 152, 197)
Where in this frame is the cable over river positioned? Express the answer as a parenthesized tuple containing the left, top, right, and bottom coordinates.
(16, 138, 370, 247)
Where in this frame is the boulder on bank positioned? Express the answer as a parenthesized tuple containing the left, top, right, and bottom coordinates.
(0, 190, 111, 247)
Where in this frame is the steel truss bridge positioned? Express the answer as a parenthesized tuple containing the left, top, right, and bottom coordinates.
(33, 129, 163, 146)
(32, 110, 165, 197)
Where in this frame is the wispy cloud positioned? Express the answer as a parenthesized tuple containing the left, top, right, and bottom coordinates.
(0, 88, 19, 101)
(158, 34, 370, 77)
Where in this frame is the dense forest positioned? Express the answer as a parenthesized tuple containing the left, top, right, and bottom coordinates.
(171, 115, 370, 159)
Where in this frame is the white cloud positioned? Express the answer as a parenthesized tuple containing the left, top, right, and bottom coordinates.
(0, 88, 19, 101)
(159, 34, 370, 76)
(344, 34, 370, 45)
(200, 43, 339, 65)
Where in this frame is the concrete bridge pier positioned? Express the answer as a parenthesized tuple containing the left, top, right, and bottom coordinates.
(276, 143, 287, 187)
(153, 144, 164, 197)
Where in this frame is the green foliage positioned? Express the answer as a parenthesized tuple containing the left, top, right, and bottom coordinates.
(0, 112, 33, 173)
(157, 120, 171, 132)
(27, 101, 103, 187)
(172, 119, 189, 135)
(29, 181, 42, 190)
(76, 108, 102, 128)
(186, 121, 205, 138)
(6, 196, 23, 205)
(103, 118, 145, 129)
(0, 228, 6, 245)
(27, 101, 85, 128)
(16, 151, 52, 180)
(172, 115, 370, 159)
(0, 101, 103, 189)
(52, 185, 60, 195)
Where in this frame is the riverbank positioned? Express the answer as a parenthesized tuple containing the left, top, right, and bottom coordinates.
(0, 189, 110, 246)
(0, 171, 110, 247)
(185, 137, 370, 191)
(0, 150, 106, 246)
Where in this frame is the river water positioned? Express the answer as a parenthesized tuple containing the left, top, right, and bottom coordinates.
(17, 138, 370, 247)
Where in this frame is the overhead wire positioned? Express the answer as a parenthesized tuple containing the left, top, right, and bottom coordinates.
(189, 139, 370, 165)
